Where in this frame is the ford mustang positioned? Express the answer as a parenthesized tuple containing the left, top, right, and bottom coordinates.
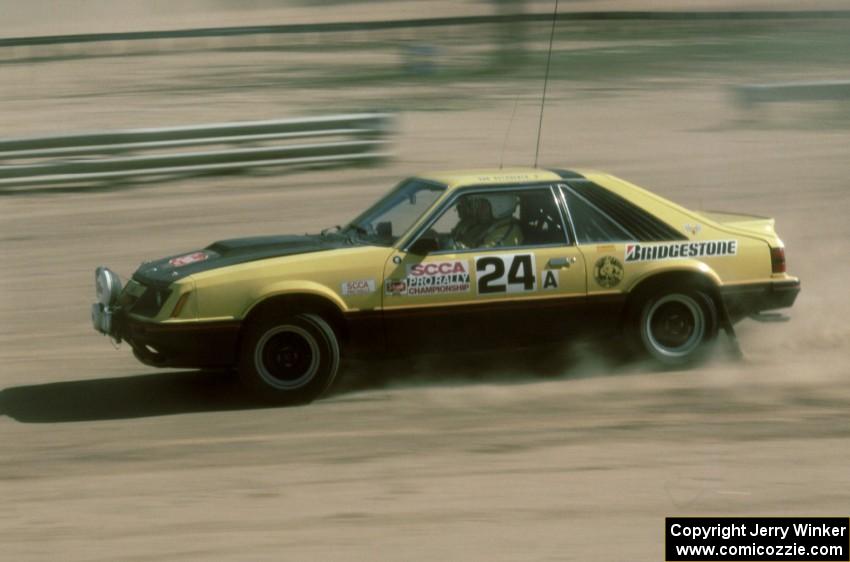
(92, 168, 800, 403)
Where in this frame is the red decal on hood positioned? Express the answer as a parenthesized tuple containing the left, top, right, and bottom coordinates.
(169, 252, 208, 267)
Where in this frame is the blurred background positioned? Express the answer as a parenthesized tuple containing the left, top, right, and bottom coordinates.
(1, 2, 849, 560)
(3, 0, 849, 335)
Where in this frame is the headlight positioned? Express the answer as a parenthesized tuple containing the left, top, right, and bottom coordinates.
(95, 266, 122, 307)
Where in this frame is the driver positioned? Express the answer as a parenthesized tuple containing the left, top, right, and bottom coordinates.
(452, 194, 522, 249)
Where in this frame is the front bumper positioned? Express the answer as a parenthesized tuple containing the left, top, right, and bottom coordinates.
(91, 302, 118, 338)
(721, 278, 801, 321)
(91, 267, 240, 368)
(122, 316, 241, 368)
(94, 304, 240, 368)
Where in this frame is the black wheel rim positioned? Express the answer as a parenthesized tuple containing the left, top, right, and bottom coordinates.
(255, 325, 319, 390)
(651, 301, 696, 348)
(644, 294, 705, 358)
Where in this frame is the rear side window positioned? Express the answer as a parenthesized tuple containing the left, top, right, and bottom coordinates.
(563, 188, 634, 244)
(564, 181, 685, 243)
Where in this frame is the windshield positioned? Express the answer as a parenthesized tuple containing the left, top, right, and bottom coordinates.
(344, 178, 446, 246)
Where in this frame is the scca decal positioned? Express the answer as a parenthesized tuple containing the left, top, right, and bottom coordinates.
(341, 279, 375, 296)
(408, 262, 467, 276)
(625, 240, 738, 263)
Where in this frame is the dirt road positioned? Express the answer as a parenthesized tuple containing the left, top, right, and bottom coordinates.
(2, 20, 850, 560)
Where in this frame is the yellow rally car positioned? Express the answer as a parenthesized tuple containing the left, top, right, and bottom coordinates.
(92, 168, 800, 403)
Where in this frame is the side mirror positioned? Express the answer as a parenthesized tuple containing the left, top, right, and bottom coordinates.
(376, 221, 393, 239)
(408, 236, 439, 255)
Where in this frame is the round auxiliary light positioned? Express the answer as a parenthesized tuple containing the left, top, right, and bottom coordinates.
(95, 267, 122, 307)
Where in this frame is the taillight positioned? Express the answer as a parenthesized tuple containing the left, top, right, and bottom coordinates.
(770, 247, 786, 273)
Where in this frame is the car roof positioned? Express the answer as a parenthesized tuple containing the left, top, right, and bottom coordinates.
(416, 167, 573, 190)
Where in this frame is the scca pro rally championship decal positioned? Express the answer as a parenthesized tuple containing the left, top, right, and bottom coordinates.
(386, 260, 471, 296)
(625, 240, 738, 263)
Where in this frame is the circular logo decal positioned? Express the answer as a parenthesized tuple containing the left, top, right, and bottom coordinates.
(169, 251, 208, 268)
(594, 256, 624, 288)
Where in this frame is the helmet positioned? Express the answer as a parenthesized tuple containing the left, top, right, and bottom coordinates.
(459, 194, 518, 222)
(456, 196, 473, 221)
(482, 194, 517, 220)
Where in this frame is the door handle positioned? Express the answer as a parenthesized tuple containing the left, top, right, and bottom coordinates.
(547, 257, 576, 269)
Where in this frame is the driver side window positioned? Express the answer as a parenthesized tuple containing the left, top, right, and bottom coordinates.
(421, 188, 567, 252)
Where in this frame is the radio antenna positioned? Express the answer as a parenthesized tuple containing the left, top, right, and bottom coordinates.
(533, 0, 559, 168)
(499, 93, 520, 169)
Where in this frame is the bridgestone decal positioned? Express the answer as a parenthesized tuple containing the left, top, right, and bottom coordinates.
(624, 240, 738, 263)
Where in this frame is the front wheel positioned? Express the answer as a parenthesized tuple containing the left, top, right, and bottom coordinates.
(629, 288, 719, 366)
(239, 313, 340, 404)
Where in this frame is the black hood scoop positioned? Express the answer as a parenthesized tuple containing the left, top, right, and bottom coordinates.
(208, 234, 331, 255)
(132, 233, 348, 288)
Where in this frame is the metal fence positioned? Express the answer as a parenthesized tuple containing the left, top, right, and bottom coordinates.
(734, 80, 850, 108)
(3, 11, 848, 65)
(0, 113, 393, 192)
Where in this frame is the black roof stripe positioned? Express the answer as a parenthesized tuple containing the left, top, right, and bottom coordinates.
(547, 168, 585, 179)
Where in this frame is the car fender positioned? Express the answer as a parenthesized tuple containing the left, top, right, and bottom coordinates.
(241, 280, 349, 320)
(624, 260, 723, 294)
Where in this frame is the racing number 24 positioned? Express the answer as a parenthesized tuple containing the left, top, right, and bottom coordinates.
(476, 254, 536, 294)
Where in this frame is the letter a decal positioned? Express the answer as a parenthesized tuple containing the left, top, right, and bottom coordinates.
(543, 270, 559, 290)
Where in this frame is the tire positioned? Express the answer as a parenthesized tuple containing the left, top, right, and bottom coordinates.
(628, 288, 719, 366)
(239, 312, 340, 404)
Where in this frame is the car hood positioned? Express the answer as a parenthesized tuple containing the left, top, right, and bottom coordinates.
(132, 233, 350, 288)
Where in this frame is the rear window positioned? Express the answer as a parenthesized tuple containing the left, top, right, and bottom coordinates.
(564, 181, 685, 242)
(562, 189, 633, 244)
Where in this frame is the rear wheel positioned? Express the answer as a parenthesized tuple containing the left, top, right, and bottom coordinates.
(629, 288, 718, 366)
(239, 313, 340, 404)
